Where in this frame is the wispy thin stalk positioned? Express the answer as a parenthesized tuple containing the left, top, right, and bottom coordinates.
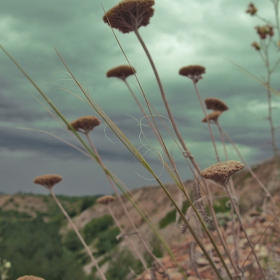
(49, 189, 107, 280)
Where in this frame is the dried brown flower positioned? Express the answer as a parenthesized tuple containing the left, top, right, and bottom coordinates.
(246, 3, 257, 16)
(17, 277, 45, 280)
(204, 98, 229, 112)
(103, 0, 155, 34)
(179, 65, 206, 83)
(255, 25, 274, 40)
(69, 116, 101, 134)
(251, 41, 261, 51)
(96, 195, 116, 205)
(200, 160, 244, 186)
(33, 174, 62, 190)
(106, 65, 136, 80)
(202, 111, 222, 123)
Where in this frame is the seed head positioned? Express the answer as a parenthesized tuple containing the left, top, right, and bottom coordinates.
(33, 174, 62, 190)
(202, 111, 222, 123)
(246, 3, 257, 16)
(200, 160, 244, 186)
(251, 41, 261, 51)
(107, 65, 136, 80)
(204, 98, 229, 112)
(103, 0, 155, 34)
(96, 195, 116, 205)
(69, 116, 101, 134)
(17, 277, 45, 280)
(255, 25, 274, 40)
(179, 65, 206, 83)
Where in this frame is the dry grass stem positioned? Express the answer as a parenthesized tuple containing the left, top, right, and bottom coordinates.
(33, 174, 107, 280)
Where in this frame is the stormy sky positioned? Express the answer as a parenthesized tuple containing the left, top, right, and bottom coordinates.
(0, 0, 279, 196)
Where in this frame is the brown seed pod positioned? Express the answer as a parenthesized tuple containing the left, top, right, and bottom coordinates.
(33, 174, 62, 190)
(251, 41, 261, 51)
(69, 116, 101, 134)
(202, 111, 222, 123)
(246, 3, 257, 16)
(96, 195, 116, 205)
(179, 65, 206, 83)
(204, 98, 229, 112)
(200, 160, 244, 186)
(106, 65, 136, 80)
(103, 0, 155, 34)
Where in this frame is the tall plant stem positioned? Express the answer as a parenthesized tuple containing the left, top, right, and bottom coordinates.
(192, 82, 220, 162)
(224, 183, 267, 280)
(124, 79, 170, 161)
(219, 125, 275, 206)
(85, 133, 166, 272)
(133, 28, 238, 277)
(49, 189, 107, 280)
(259, 37, 279, 163)
(107, 203, 147, 270)
(133, 28, 187, 156)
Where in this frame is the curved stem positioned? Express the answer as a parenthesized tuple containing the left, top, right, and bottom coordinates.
(107, 204, 147, 270)
(85, 134, 166, 272)
(49, 189, 107, 280)
(224, 184, 267, 280)
(193, 82, 220, 162)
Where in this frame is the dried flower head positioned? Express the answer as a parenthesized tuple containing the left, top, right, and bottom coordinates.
(103, 0, 155, 34)
(255, 25, 274, 40)
(200, 160, 244, 186)
(17, 277, 45, 280)
(107, 65, 136, 80)
(69, 116, 101, 134)
(202, 111, 222, 123)
(204, 98, 229, 112)
(251, 41, 261, 51)
(246, 3, 257, 16)
(96, 195, 116, 205)
(33, 174, 62, 190)
(179, 65, 206, 83)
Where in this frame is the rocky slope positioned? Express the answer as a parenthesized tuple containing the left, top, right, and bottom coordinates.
(1, 156, 279, 279)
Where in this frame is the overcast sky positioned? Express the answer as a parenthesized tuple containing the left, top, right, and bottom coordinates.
(0, 0, 279, 196)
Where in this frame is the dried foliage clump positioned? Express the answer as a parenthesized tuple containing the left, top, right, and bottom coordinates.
(251, 41, 261, 51)
(103, 0, 155, 33)
(246, 3, 257, 16)
(200, 160, 244, 186)
(255, 25, 274, 40)
(69, 116, 101, 134)
(204, 98, 229, 112)
(33, 174, 63, 190)
(202, 111, 222, 123)
(179, 65, 206, 83)
(96, 195, 116, 205)
(17, 276, 45, 280)
(106, 65, 136, 80)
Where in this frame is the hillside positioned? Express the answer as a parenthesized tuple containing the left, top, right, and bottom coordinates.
(0, 156, 279, 279)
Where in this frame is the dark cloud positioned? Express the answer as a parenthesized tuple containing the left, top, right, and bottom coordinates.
(0, 0, 279, 195)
